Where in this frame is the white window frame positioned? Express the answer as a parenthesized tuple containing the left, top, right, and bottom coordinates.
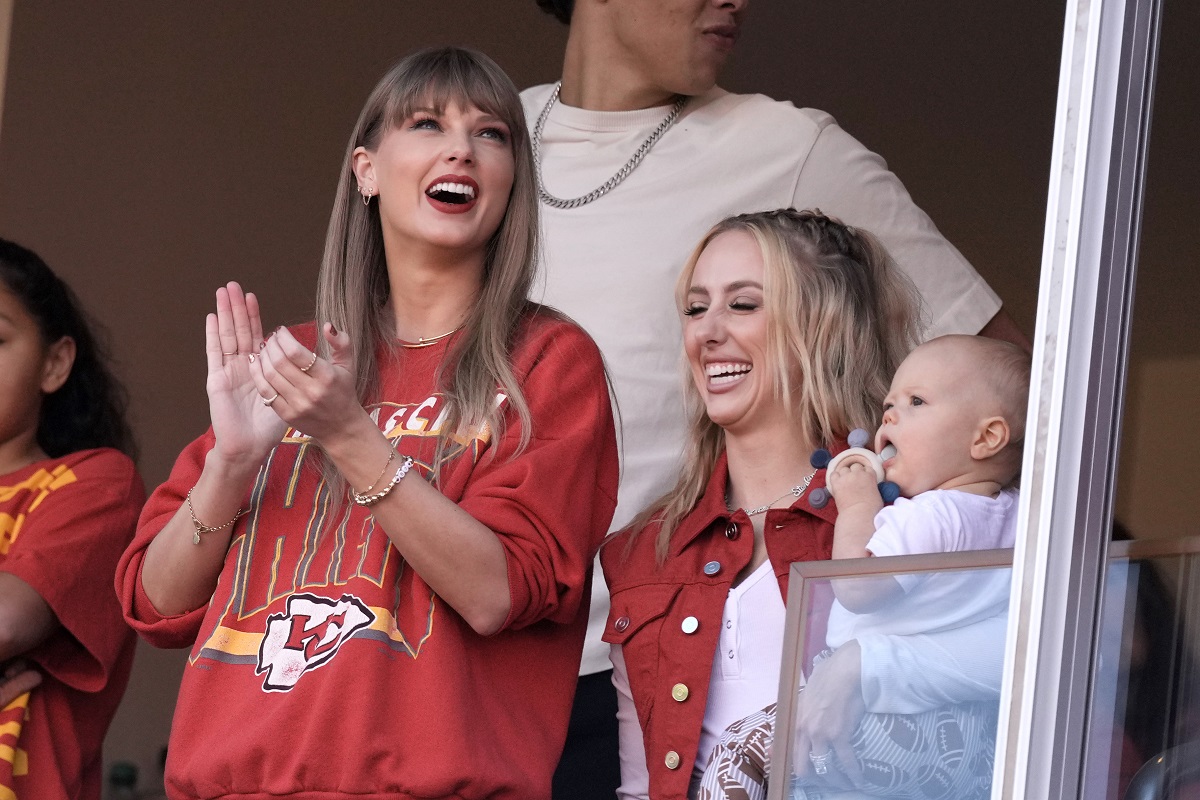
(994, 0, 1162, 797)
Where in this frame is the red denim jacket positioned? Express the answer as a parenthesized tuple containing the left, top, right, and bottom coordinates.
(600, 452, 838, 800)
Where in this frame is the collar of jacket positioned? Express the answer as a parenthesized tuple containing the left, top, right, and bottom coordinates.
(666, 439, 848, 558)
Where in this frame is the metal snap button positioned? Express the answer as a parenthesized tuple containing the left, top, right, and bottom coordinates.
(725, 522, 739, 540)
(671, 683, 689, 702)
(614, 616, 630, 632)
(703, 560, 721, 576)
(665, 750, 681, 770)
(681, 616, 699, 634)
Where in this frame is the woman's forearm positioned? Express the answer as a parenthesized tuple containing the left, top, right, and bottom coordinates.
(318, 413, 512, 635)
(139, 450, 260, 616)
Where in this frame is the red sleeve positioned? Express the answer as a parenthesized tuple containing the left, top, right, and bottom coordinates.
(115, 429, 215, 648)
(457, 316, 618, 631)
(117, 321, 318, 648)
(1, 449, 144, 692)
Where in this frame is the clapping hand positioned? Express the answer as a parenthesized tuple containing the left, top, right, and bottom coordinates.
(204, 282, 288, 470)
(247, 316, 358, 446)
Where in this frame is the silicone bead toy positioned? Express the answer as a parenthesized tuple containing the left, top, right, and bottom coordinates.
(808, 428, 901, 509)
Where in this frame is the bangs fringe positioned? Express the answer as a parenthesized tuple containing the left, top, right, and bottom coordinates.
(379, 50, 523, 147)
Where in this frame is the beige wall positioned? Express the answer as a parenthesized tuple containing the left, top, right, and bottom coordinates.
(1117, 357, 1200, 540)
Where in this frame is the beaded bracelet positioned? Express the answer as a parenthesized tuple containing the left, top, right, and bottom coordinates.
(351, 456, 415, 507)
(187, 487, 247, 545)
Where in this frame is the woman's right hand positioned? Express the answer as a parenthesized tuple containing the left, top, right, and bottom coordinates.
(136, 282, 284, 616)
(791, 641, 866, 788)
(205, 282, 287, 470)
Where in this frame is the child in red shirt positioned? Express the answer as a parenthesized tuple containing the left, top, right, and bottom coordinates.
(0, 239, 143, 800)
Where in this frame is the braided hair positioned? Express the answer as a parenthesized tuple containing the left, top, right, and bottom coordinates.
(629, 208, 922, 563)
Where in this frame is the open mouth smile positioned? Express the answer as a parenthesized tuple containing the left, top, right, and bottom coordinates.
(425, 175, 479, 213)
(705, 361, 751, 387)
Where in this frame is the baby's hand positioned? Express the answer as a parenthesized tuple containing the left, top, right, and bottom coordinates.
(808, 430, 902, 510)
(828, 455, 883, 509)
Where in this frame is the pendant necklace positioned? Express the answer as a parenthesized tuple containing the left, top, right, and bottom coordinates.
(727, 470, 818, 516)
(398, 325, 463, 349)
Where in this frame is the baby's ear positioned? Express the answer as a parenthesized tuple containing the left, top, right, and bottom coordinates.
(971, 416, 1011, 460)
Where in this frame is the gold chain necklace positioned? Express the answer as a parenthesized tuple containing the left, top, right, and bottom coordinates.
(397, 325, 462, 349)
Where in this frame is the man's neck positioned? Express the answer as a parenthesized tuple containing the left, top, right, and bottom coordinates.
(558, 30, 676, 111)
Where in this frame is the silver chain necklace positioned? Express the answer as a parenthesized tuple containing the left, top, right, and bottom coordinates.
(727, 470, 818, 516)
(532, 82, 688, 210)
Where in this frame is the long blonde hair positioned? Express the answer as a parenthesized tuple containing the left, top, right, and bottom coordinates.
(314, 47, 539, 483)
(635, 209, 922, 562)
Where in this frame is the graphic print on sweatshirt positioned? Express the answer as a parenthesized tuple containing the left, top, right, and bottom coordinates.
(189, 392, 501, 692)
(257, 593, 376, 690)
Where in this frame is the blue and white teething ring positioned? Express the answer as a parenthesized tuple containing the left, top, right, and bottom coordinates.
(808, 428, 901, 509)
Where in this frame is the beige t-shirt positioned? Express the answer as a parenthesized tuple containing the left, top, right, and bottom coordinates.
(522, 84, 1002, 675)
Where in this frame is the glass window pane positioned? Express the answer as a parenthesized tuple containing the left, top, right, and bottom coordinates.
(769, 552, 1012, 800)
(1084, 539, 1200, 799)
(1081, 4, 1200, 796)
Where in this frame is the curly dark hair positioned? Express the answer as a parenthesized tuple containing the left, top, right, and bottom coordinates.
(536, 0, 573, 24)
(0, 238, 137, 460)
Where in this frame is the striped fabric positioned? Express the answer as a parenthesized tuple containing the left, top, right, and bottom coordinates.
(698, 698, 996, 800)
(0, 692, 30, 800)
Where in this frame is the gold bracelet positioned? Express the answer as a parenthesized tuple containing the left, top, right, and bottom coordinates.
(351, 456, 415, 507)
(187, 487, 247, 545)
(354, 447, 396, 496)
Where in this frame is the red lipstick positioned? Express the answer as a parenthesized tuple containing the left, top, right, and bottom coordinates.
(425, 174, 479, 214)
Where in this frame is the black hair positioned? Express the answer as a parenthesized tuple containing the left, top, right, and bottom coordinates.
(536, 0, 573, 24)
(0, 238, 137, 460)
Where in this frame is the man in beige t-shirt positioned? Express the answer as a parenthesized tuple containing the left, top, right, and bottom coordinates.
(525, 2, 1027, 797)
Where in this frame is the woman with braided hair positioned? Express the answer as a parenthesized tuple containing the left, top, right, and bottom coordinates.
(600, 210, 1008, 800)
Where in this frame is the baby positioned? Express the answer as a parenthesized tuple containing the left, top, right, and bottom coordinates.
(699, 334, 1031, 800)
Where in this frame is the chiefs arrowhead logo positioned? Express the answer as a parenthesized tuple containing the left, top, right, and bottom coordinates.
(256, 593, 375, 692)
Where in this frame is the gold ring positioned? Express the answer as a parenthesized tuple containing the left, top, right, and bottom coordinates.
(301, 353, 318, 373)
(222, 351, 239, 357)
(262, 393, 279, 406)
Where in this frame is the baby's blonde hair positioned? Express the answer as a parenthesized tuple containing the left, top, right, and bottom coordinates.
(924, 334, 1031, 479)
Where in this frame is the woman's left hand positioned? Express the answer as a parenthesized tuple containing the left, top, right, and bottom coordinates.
(250, 323, 362, 442)
(790, 639, 866, 788)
